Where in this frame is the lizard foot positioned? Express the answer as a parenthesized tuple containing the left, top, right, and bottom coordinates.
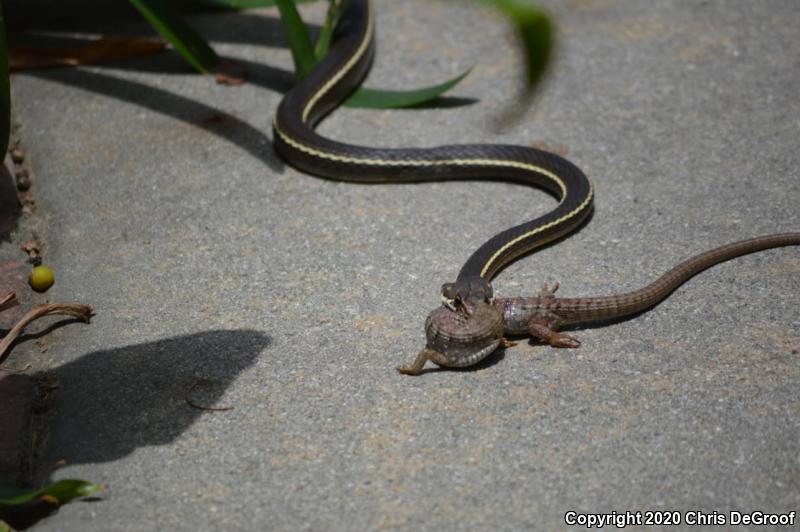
(500, 337, 517, 348)
(546, 332, 581, 349)
(528, 319, 581, 349)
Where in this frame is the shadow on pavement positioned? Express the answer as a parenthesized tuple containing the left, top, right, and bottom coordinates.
(38, 329, 269, 472)
(27, 69, 284, 171)
(5, 0, 317, 49)
(0, 163, 21, 242)
(8, 1, 476, 116)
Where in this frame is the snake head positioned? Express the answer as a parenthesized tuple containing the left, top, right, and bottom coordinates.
(441, 276, 494, 315)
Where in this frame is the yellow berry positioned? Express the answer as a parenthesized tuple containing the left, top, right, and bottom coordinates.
(29, 265, 55, 292)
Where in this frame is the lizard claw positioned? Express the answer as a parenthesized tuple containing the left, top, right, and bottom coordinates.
(500, 337, 517, 348)
(548, 332, 581, 349)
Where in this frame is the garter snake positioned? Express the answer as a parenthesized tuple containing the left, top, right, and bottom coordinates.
(274, 0, 799, 375)
(273, 0, 593, 283)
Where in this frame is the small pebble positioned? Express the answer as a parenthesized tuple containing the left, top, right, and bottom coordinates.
(10, 147, 25, 164)
(15, 168, 31, 191)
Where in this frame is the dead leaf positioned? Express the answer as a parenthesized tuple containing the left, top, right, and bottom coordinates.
(530, 140, 569, 157)
(0, 300, 92, 365)
(10, 36, 166, 71)
(20, 239, 40, 263)
(0, 291, 18, 313)
(214, 59, 247, 86)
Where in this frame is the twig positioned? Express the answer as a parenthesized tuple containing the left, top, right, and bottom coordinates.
(0, 291, 19, 313)
(0, 302, 92, 365)
(1, 363, 32, 373)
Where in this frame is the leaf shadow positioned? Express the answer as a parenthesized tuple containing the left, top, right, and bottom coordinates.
(6, 0, 319, 50)
(35, 329, 269, 473)
(26, 68, 284, 171)
(407, 96, 479, 110)
(1, 318, 93, 367)
(8, 3, 475, 112)
(1, 317, 87, 346)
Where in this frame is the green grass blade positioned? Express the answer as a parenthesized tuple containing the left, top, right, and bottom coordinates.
(0, 3, 10, 155)
(128, 0, 219, 73)
(314, 0, 343, 60)
(345, 67, 472, 108)
(476, 0, 552, 95)
(274, 0, 316, 78)
(0, 480, 103, 506)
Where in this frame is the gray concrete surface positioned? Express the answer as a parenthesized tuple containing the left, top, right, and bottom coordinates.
(5, 0, 800, 529)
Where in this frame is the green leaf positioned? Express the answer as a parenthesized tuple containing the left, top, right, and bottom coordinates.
(314, 0, 344, 60)
(274, 0, 316, 78)
(0, 2, 10, 155)
(476, 0, 553, 95)
(128, 0, 219, 73)
(0, 480, 103, 507)
(345, 67, 473, 109)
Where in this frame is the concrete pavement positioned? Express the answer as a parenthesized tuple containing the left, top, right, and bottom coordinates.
(4, 0, 799, 529)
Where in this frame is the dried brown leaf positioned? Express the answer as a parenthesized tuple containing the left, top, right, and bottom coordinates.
(213, 59, 247, 86)
(0, 302, 92, 364)
(0, 291, 18, 313)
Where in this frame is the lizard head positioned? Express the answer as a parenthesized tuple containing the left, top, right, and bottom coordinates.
(441, 276, 493, 315)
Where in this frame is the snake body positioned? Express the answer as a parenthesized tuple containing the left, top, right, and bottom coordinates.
(274, 0, 593, 282)
(274, 0, 799, 375)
